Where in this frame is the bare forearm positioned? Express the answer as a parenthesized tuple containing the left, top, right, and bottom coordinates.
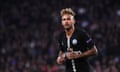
(77, 45, 98, 58)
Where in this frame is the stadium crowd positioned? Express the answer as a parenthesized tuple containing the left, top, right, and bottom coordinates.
(0, 0, 120, 72)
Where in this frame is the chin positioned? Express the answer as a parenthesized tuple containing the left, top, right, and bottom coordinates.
(65, 28, 71, 31)
(63, 25, 72, 30)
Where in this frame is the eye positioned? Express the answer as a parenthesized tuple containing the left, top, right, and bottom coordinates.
(62, 18, 71, 21)
(67, 18, 71, 20)
(62, 18, 66, 21)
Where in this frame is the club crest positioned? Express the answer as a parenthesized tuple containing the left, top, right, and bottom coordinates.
(72, 39, 77, 45)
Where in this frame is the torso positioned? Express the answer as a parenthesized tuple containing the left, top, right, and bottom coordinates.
(59, 28, 93, 72)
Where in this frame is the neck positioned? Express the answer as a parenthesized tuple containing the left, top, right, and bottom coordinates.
(65, 26, 75, 38)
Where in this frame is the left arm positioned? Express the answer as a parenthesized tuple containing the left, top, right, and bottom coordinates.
(76, 45, 98, 58)
(67, 30, 98, 60)
(66, 45, 98, 59)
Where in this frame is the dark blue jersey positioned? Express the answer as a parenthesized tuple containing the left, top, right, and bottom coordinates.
(58, 28, 95, 72)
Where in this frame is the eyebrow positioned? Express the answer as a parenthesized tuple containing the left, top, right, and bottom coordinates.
(62, 18, 71, 20)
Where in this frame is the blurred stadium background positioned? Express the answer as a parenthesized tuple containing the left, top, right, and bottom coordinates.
(0, 0, 120, 72)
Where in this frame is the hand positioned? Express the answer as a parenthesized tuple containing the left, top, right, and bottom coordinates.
(66, 48, 78, 60)
(57, 55, 66, 64)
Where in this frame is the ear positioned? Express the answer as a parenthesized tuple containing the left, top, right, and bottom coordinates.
(73, 18, 76, 25)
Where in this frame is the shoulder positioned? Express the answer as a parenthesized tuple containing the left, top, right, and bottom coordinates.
(57, 31, 65, 42)
(75, 28, 92, 41)
(75, 28, 88, 36)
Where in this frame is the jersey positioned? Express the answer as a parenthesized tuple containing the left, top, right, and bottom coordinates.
(58, 28, 95, 72)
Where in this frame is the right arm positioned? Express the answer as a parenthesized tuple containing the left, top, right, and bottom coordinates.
(56, 50, 66, 64)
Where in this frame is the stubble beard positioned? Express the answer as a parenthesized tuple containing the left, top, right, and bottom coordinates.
(65, 26, 72, 31)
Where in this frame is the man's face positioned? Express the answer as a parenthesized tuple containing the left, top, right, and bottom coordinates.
(61, 14, 75, 30)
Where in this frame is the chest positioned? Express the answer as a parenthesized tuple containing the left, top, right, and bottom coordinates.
(61, 35, 86, 52)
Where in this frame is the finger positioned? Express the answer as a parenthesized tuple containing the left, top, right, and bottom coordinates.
(67, 55, 71, 60)
(59, 56, 64, 60)
(66, 53, 71, 59)
(69, 48, 73, 52)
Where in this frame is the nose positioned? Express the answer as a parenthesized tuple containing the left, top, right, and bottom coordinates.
(65, 21, 68, 24)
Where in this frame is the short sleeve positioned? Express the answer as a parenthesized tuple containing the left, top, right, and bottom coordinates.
(81, 30, 95, 50)
(57, 33, 64, 52)
(58, 40, 64, 51)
